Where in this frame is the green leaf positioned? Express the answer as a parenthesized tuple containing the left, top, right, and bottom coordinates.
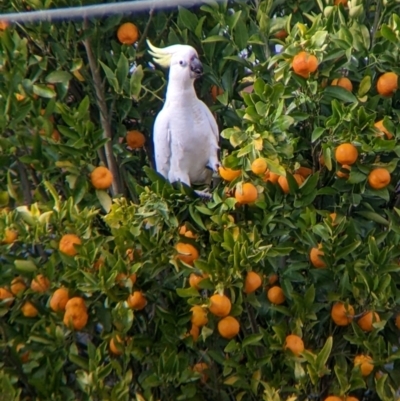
(130, 65, 143, 100)
(323, 86, 358, 103)
(316, 336, 332, 373)
(311, 127, 325, 142)
(99, 61, 119, 92)
(116, 53, 129, 88)
(33, 84, 56, 98)
(358, 75, 371, 97)
(96, 190, 112, 213)
(242, 333, 263, 347)
(45, 70, 72, 84)
(202, 35, 230, 43)
(381, 24, 397, 43)
(14, 260, 37, 272)
(176, 287, 199, 297)
(355, 211, 389, 226)
(178, 7, 198, 32)
(335, 241, 361, 260)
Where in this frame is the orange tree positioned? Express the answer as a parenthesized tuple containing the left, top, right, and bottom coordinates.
(1, 0, 400, 400)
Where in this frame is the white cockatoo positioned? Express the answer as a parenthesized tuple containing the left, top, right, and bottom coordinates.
(147, 40, 220, 196)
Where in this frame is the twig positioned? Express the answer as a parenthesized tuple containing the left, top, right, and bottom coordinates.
(371, 0, 382, 49)
(82, 19, 123, 197)
(137, 6, 155, 50)
(16, 158, 32, 205)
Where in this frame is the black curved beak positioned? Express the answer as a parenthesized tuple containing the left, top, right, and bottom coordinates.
(190, 57, 203, 78)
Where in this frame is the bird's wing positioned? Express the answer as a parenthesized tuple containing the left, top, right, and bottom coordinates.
(197, 100, 219, 145)
(153, 108, 171, 179)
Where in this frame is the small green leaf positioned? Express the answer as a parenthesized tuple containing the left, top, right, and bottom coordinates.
(176, 287, 199, 298)
(14, 260, 37, 272)
(323, 86, 358, 103)
(242, 333, 263, 347)
(45, 70, 72, 84)
(96, 190, 112, 213)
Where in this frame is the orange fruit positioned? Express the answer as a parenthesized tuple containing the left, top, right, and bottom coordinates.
(292, 51, 318, 78)
(329, 212, 338, 226)
(209, 294, 231, 317)
(244, 271, 262, 294)
(30, 274, 50, 293)
(324, 397, 343, 401)
(51, 129, 61, 141)
(109, 335, 124, 356)
(354, 354, 374, 376)
(395, 313, 400, 329)
(127, 291, 147, 310)
(175, 243, 199, 265)
(0, 21, 9, 30)
(219, 166, 241, 182)
(189, 324, 200, 342)
(295, 166, 312, 178)
(334, 0, 348, 4)
(368, 168, 391, 189)
(263, 170, 280, 183)
(235, 182, 258, 205)
(15, 93, 25, 101)
(284, 334, 304, 356)
(0, 288, 14, 306)
(336, 164, 351, 179)
(331, 77, 353, 91)
(90, 166, 113, 190)
(179, 225, 197, 239)
(16, 343, 30, 363)
(49, 288, 70, 312)
(218, 316, 240, 339)
(193, 362, 209, 383)
(357, 311, 380, 332)
(63, 305, 88, 330)
(21, 301, 38, 317)
(211, 85, 224, 102)
(59, 234, 82, 256)
(2, 228, 18, 244)
(293, 173, 305, 186)
(251, 158, 268, 175)
(377, 72, 398, 97)
(191, 305, 208, 327)
(93, 257, 105, 270)
(310, 244, 326, 268)
(267, 286, 286, 305)
(374, 120, 393, 139)
(65, 297, 87, 310)
(117, 22, 139, 45)
(268, 273, 279, 285)
(126, 130, 146, 149)
(10, 277, 27, 295)
(331, 302, 355, 326)
(189, 273, 204, 290)
(278, 174, 303, 193)
(335, 143, 358, 165)
(116, 273, 137, 287)
(274, 29, 288, 39)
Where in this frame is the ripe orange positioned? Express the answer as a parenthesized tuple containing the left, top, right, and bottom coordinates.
(109, 335, 124, 356)
(117, 22, 139, 45)
(268, 273, 279, 285)
(218, 316, 240, 339)
(179, 225, 197, 239)
(191, 305, 208, 327)
(263, 170, 280, 183)
(90, 166, 113, 190)
(59, 234, 82, 256)
(235, 183, 258, 204)
(357, 311, 380, 332)
(0, 21, 9, 30)
(10, 277, 27, 295)
(93, 257, 105, 270)
(354, 354, 374, 376)
(374, 120, 393, 139)
(189, 273, 204, 290)
(2, 228, 18, 244)
(193, 362, 209, 383)
(335, 143, 358, 165)
(251, 158, 268, 175)
(211, 85, 224, 102)
(175, 243, 199, 265)
(209, 294, 231, 317)
(126, 130, 146, 149)
(310, 244, 326, 268)
(377, 72, 398, 97)
(15, 93, 25, 101)
(336, 164, 351, 179)
(0, 288, 14, 306)
(31, 274, 50, 293)
(292, 51, 318, 78)
(51, 129, 61, 142)
(189, 324, 200, 342)
(16, 343, 30, 363)
(63, 304, 88, 330)
(395, 313, 400, 329)
(295, 166, 312, 178)
(267, 286, 286, 305)
(21, 301, 38, 317)
(49, 288, 70, 312)
(331, 302, 355, 326)
(334, 0, 348, 4)
(368, 168, 391, 189)
(274, 29, 288, 39)
(329, 212, 338, 226)
(284, 334, 304, 356)
(244, 271, 262, 294)
(116, 272, 137, 287)
(127, 291, 147, 310)
(331, 77, 353, 92)
(324, 397, 343, 401)
(278, 174, 304, 194)
(218, 166, 241, 182)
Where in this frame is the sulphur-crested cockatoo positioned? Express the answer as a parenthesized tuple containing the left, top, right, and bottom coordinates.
(147, 40, 220, 196)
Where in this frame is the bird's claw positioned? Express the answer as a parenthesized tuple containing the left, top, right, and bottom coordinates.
(195, 189, 213, 199)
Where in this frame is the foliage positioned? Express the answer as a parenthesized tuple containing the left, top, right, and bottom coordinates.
(1, 0, 400, 400)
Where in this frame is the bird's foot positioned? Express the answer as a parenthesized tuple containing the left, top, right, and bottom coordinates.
(195, 188, 213, 199)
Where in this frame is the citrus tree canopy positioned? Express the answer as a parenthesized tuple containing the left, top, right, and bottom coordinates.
(1, 1, 400, 400)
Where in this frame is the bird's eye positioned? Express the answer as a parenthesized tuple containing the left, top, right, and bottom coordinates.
(179, 60, 184, 65)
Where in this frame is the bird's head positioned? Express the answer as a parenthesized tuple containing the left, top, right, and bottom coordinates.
(147, 40, 203, 81)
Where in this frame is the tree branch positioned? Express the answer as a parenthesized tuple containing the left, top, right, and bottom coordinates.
(137, 6, 155, 50)
(82, 20, 123, 197)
